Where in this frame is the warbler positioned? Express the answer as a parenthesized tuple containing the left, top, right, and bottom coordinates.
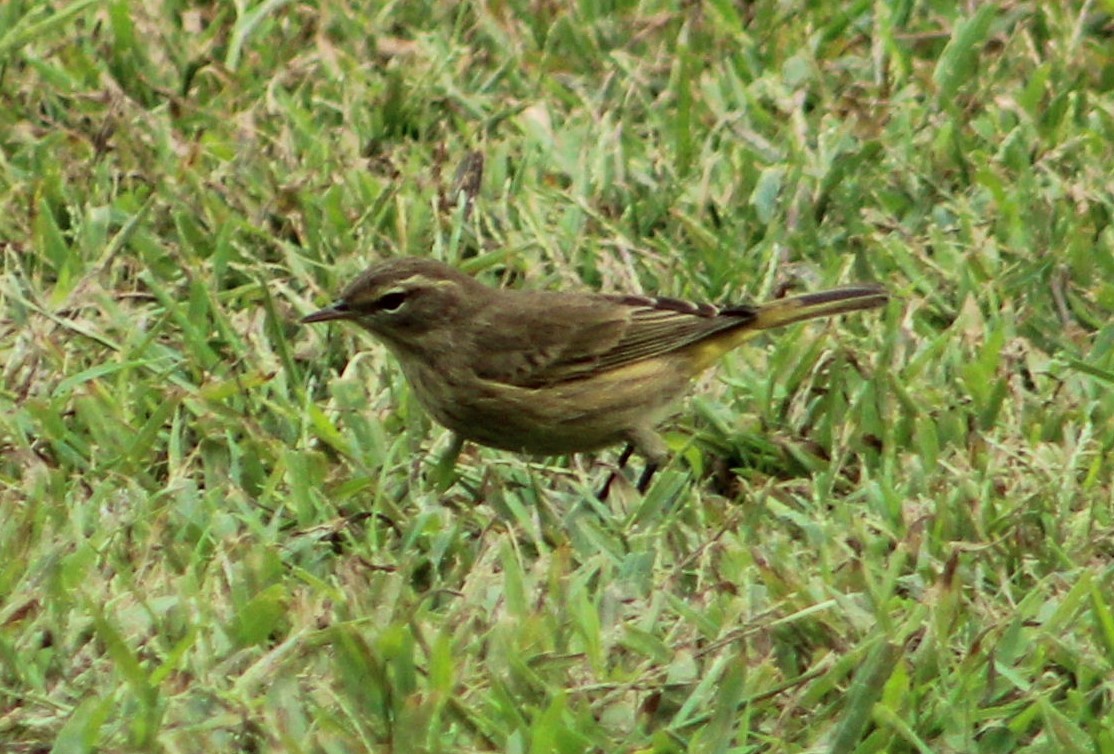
(302, 257, 887, 490)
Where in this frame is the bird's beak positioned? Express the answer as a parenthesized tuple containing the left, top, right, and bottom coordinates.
(301, 303, 351, 324)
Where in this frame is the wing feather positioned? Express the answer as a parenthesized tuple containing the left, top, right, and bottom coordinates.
(472, 290, 755, 387)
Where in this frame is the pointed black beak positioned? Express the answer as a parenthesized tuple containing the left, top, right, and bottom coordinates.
(301, 302, 351, 324)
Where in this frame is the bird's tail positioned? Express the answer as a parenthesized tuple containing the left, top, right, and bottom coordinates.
(746, 284, 889, 331)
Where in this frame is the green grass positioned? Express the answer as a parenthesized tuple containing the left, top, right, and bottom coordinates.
(2, 0, 1113, 751)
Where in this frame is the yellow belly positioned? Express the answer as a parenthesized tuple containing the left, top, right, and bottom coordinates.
(403, 351, 706, 455)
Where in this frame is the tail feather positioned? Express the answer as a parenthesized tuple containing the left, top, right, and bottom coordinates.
(747, 284, 889, 331)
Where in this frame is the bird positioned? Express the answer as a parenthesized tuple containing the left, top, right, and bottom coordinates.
(302, 257, 888, 492)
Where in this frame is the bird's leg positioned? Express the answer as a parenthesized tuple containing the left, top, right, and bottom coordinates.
(599, 429, 669, 500)
(628, 427, 669, 496)
(616, 443, 635, 469)
(598, 443, 637, 500)
(636, 462, 659, 494)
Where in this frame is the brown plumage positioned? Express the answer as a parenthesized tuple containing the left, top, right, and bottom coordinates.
(303, 257, 888, 490)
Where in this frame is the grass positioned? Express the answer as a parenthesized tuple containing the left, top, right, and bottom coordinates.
(1, 0, 1113, 751)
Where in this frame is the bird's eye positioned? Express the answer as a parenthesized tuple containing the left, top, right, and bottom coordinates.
(374, 291, 408, 312)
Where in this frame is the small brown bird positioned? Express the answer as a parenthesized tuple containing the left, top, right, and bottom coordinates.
(303, 258, 887, 491)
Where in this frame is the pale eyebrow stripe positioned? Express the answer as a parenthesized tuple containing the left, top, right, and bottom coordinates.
(392, 274, 457, 290)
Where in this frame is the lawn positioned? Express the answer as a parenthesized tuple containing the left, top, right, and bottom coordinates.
(1, 0, 1113, 751)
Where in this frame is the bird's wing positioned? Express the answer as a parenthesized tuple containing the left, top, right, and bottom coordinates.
(473, 291, 755, 387)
